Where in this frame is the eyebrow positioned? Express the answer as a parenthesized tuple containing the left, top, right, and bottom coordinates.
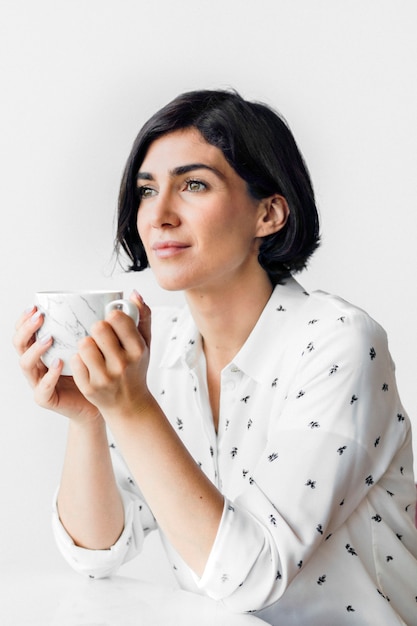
(136, 163, 226, 183)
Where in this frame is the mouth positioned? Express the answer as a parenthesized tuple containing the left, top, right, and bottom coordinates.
(151, 241, 190, 259)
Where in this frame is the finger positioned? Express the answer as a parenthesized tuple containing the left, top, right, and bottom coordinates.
(103, 313, 145, 368)
(15, 305, 36, 330)
(130, 291, 152, 347)
(19, 334, 52, 384)
(76, 335, 111, 382)
(90, 316, 143, 377)
(70, 352, 91, 391)
(13, 308, 44, 355)
(88, 320, 131, 371)
(33, 358, 64, 408)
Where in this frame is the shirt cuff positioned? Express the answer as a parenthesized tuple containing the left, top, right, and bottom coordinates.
(192, 497, 267, 601)
(51, 487, 147, 579)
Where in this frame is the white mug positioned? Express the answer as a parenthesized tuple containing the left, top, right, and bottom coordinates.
(34, 290, 139, 375)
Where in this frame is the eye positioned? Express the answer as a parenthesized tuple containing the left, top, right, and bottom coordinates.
(137, 186, 157, 199)
(185, 179, 207, 192)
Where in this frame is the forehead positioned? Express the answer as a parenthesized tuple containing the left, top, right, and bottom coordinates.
(140, 128, 226, 171)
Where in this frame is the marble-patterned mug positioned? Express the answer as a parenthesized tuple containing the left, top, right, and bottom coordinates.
(34, 290, 140, 375)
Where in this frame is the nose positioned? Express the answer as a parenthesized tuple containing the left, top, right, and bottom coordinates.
(149, 188, 180, 229)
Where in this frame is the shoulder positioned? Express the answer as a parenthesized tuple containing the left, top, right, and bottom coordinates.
(306, 289, 387, 340)
(295, 288, 392, 371)
(274, 279, 388, 346)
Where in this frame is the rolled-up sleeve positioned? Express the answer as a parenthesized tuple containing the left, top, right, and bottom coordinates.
(194, 498, 271, 599)
(52, 440, 157, 579)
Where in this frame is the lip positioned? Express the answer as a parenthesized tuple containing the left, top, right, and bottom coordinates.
(151, 240, 190, 258)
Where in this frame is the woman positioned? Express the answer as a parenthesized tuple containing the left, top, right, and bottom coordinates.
(14, 90, 417, 625)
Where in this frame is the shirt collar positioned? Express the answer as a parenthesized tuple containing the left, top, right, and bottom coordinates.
(158, 277, 310, 383)
(232, 277, 310, 383)
(158, 307, 202, 370)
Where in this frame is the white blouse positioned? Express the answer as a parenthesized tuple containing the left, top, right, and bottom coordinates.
(53, 278, 417, 625)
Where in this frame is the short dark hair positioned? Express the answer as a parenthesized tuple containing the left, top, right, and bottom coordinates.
(116, 89, 320, 285)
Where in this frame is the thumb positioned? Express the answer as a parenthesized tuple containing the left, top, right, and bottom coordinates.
(130, 290, 152, 346)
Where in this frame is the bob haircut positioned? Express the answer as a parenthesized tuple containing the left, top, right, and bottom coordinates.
(116, 89, 320, 285)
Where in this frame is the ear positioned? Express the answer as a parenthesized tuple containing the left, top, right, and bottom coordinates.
(255, 194, 289, 238)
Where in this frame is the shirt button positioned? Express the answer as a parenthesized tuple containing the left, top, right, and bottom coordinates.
(230, 366, 240, 373)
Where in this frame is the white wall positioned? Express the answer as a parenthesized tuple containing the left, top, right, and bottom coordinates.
(1, 0, 416, 580)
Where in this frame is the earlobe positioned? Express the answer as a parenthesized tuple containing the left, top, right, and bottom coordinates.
(256, 195, 289, 237)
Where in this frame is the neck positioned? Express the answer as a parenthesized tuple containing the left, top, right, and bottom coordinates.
(185, 271, 274, 370)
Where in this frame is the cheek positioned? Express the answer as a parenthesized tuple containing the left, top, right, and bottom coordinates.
(196, 208, 231, 236)
(136, 211, 147, 240)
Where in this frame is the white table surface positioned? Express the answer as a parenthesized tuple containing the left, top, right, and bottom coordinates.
(1, 568, 267, 626)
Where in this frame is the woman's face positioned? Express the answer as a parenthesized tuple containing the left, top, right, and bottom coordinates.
(136, 128, 272, 294)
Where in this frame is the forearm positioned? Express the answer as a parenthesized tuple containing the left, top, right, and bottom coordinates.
(57, 416, 124, 550)
(104, 395, 224, 577)
(69, 300, 224, 574)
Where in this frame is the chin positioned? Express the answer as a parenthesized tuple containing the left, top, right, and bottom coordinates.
(153, 274, 192, 292)
(150, 260, 206, 292)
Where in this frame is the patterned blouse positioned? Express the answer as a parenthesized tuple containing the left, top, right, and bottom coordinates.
(53, 277, 417, 625)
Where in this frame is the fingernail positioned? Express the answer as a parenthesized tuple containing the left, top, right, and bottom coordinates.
(24, 305, 35, 315)
(38, 333, 52, 345)
(30, 310, 42, 324)
(132, 289, 144, 303)
(51, 358, 61, 369)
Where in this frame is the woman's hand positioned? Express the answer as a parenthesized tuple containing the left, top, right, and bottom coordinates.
(70, 292, 152, 420)
(14, 306, 101, 424)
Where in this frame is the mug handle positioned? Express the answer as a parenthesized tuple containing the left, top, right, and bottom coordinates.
(105, 299, 140, 326)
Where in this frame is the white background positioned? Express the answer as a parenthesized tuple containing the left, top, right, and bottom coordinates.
(0, 0, 416, 583)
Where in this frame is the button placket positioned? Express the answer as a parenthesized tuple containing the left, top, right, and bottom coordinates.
(188, 369, 219, 484)
(218, 366, 242, 436)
